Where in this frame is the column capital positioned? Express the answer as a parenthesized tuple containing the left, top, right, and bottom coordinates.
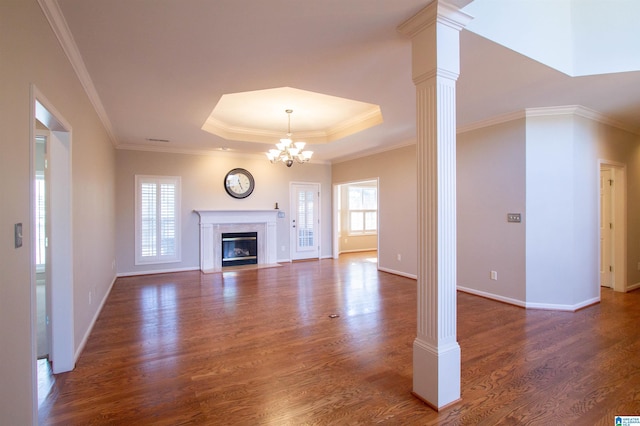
(397, 0, 473, 85)
(397, 0, 473, 38)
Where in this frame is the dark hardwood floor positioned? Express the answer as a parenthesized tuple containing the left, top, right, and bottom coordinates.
(39, 252, 640, 425)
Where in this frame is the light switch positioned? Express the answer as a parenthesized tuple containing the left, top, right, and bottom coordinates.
(15, 223, 23, 248)
(507, 213, 521, 223)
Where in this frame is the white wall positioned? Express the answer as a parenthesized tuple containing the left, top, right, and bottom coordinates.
(571, 0, 640, 76)
(457, 119, 526, 304)
(458, 110, 640, 309)
(463, 0, 640, 77)
(115, 149, 333, 275)
(0, 1, 117, 423)
(525, 114, 586, 307)
(463, 0, 574, 75)
(332, 145, 417, 278)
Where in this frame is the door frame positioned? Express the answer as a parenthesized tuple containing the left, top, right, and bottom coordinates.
(289, 182, 321, 261)
(30, 85, 75, 415)
(34, 128, 52, 359)
(332, 178, 380, 258)
(598, 160, 626, 293)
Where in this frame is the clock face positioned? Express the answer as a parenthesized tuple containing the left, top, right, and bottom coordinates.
(224, 168, 255, 199)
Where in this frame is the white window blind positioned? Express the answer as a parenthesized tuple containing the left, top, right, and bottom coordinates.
(135, 175, 181, 265)
(348, 186, 377, 235)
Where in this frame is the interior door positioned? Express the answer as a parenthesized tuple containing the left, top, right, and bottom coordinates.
(291, 183, 320, 260)
(600, 167, 613, 287)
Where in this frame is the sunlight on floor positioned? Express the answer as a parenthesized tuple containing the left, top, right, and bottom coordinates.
(38, 358, 54, 407)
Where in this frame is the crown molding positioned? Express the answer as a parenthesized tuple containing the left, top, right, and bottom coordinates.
(457, 110, 526, 134)
(331, 139, 416, 165)
(38, 0, 119, 146)
(202, 106, 383, 144)
(117, 143, 260, 157)
(116, 143, 331, 164)
(457, 106, 640, 136)
(526, 105, 640, 135)
(324, 107, 384, 141)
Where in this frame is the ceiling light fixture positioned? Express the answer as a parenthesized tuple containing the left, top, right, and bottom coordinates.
(266, 109, 313, 167)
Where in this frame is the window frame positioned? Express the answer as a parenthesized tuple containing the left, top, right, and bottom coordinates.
(347, 185, 377, 236)
(135, 175, 182, 265)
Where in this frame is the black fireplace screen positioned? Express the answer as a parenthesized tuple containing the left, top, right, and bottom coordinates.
(222, 232, 258, 267)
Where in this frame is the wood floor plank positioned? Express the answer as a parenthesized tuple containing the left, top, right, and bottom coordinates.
(39, 252, 640, 425)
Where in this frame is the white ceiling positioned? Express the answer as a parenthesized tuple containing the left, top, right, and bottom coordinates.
(54, 0, 640, 163)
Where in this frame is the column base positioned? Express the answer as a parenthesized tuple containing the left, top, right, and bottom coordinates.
(412, 338, 461, 410)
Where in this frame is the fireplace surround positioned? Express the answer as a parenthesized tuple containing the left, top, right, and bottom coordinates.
(195, 210, 278, 273)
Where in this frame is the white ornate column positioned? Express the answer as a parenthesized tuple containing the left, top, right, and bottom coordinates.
(398, 1, 472, 410)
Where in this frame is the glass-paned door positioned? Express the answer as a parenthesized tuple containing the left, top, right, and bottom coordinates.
(291, 183, 320, 260)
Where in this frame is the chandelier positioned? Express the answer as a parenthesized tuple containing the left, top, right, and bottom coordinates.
(266, 109, 313, 167)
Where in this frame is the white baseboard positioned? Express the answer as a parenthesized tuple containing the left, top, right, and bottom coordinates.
(339, 248, 377, 255)
(457, 286, 526, 308)
(627, 282, 640, 292)
(377, 266, 417, 280)
(457, 285, 600, 311)
(278, 256, 333, 262)
(117, 266, 200, 277)
(74, 273, 117, 363)
(525, 296, 600, 311)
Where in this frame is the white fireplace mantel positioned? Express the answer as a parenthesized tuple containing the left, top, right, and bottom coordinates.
(195, 210, 278, 273)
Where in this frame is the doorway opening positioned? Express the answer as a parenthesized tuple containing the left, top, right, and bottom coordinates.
(34, 131, 49, 361)
(599, 161, 626, 293)
(333, 179, 379, 259)
(31, 86, 75, 414)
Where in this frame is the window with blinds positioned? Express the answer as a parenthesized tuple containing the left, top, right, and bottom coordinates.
(348, 186, 377, 235)
(135, 175, 181, 265)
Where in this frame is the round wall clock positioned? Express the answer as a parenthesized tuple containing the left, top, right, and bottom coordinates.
(224, 168, 255, 199)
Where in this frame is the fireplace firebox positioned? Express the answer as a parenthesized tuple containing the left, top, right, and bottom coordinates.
(222, 232, 258, 267)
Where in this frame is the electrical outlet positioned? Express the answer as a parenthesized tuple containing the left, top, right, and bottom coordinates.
(507, 213, 521, 223)
(397, 253, 402, 261)
(281, 245, 286, 252)
(89, 291, 92, 305)
(490, 271, 498, 280)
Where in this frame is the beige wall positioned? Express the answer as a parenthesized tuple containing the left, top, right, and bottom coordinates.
(0, 0, 116, 423)
(333, 145, 417, 278)
(457, 119, 527, 304)
(115, 150, 333, 275)
(585, 117, 640, 287)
